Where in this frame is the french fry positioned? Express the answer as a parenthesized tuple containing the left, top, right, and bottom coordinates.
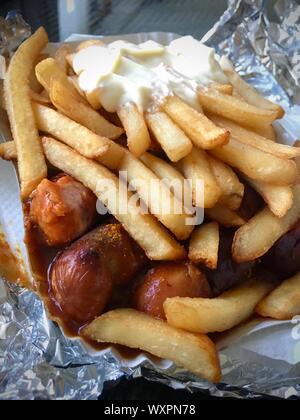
(178, 148, 221, 209)
(86, 90, 102, 110)
(251, 124, 276, 141)
(146, 111, 192, 162)
(163, 95, 229, 150)
(189, 222, 219, 269)
(141, 152, 187, 186)
(232, 183, 300, 262)
(243, 175, 293, 218)
(36, 57, 122, 137)
(49, 76, 124, 140)
(0, 141, 17, 160)
(256, 272, 300, 320)
(208, 156, 244, 210)
(164, 279, 274, 334)
(3, 137, 125, 173)
(35, 57, 83, 100)
(33, 103, 110, 159)
(209, 115, 300, 159)
(198, 87, 279, 129)
(206, 204, 245, 227)
(34, 102, 124, 169)
(97, 141, 125, 170)
(82, 308, 221, 382)
(42, 137, 185, 260)
(209, 137, 297, 186)
(119, 150, 194, 240)
(76, 39, 105, 52)
(140, 152, 191, 204)
(117, 103, 151, 157)
(220, 56, 284, 118)
(54, 44, 71, 73)
(4, 27, 48, 198)
(210, 83, 233, 95)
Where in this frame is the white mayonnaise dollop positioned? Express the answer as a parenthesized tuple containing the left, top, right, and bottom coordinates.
(72, 36, 228, 113)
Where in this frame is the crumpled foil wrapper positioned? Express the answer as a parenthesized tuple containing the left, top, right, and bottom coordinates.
(1, 2, 300, 399)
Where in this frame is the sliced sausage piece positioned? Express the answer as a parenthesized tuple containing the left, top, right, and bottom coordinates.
(132, 262, 211, 319)
(49, 223, 146, 326)
(30, 174, 97, 247)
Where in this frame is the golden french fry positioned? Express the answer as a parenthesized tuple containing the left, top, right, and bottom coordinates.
(35, 57, 83, 99)
(34, 102, 124, 169)
(117, 103, 151, 157)
(251, 124, 276, 141)
(33, 103, 110, 159)
(256, 272, 300, 320)
(0, 141, 17, 160)
(82, 308, 221, 382)
(49, 76, 123, 140)
(4, 27, 48, 198)
(206, 204, 245, 227)
(209, 83, 233, 95)
(198, 87, 279, 129)
(220, 56, 284, 118)
(76, 39, 105, 52)
(164, 279, 274, 334)
(42, 137, 185, 260)
(163, 95, 229, 150)
(210, 115, 300, 159)
(54, 44, 71, 73)
(141, 152, 187, 186)
(208, 156, 244, 210)
(178, 148, 221, 209)
(119, 150, 194, 240)
(140, 152, 192, 206)
(232, 183, 300, 262)
(86, 90, 102, 110)
(210, 137, 297, 186)
(36, 58, 123, 139)
(189, 222, 219, 269)
(146, 111, 192, 162)
(96, 141, 125, 170)
(3, 137, 124, 173)
(243, 175, 293, 218)
(30, 90, 51, 105)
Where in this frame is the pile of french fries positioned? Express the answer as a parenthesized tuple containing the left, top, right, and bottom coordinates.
(1, 27, 300, 383)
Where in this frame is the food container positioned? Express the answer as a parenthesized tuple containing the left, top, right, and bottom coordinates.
(1, 0, 300, 400)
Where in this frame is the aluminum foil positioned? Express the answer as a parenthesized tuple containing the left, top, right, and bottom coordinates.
(203, 0, 300, 106)
(1, 2, 300, 399)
